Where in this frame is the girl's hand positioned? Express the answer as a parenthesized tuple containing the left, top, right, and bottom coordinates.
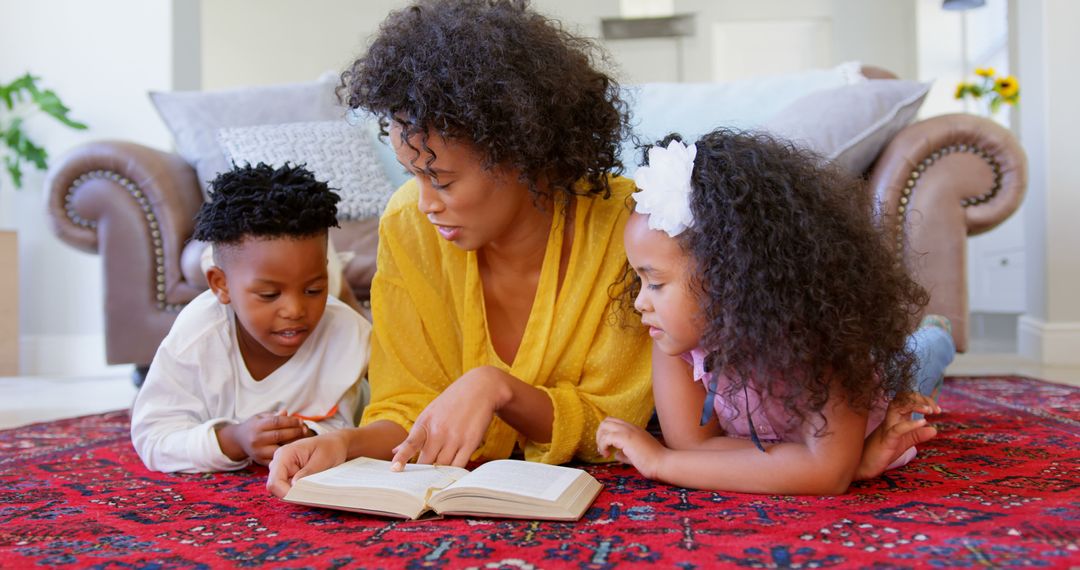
(217, 412, 311, 465)
(595, 417, 667, 479)
(856, 393, 940, 480)
(266, 430, 350, 498)
(390, 367, 506, 470)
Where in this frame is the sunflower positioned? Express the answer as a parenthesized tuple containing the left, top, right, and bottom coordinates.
(994, 75, 1020, 98)
(975, 67, 996, 78)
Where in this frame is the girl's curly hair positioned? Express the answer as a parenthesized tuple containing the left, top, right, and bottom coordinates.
(622, 129, 929, 429)
(338, 0, 629, 201)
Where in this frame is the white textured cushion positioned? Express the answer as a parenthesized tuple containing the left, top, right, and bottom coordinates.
(762, 79, 931, 174)
(217, 120, 395, 220)
(150, 75, 343, 195)
(621, 62, 867, 174)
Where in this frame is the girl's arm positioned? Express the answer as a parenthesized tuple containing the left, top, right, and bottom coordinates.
(654, 346, 939, 481)
(651, 345, 726, 448)
(650, 346, 762, 453)
(654, 393, 868, 495)
(600, 347, 868, 495)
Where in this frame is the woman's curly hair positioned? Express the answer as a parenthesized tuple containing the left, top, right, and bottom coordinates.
(623, 129, 929, 429)
(193, 162, 340, 246)
(338, 0, 630, 201)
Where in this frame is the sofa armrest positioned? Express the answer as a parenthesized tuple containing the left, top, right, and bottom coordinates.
(45, 141, 206, 365)
(868, 113, 1027, 353)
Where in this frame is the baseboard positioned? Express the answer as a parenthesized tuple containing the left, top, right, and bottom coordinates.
(19, 334, 133, 377)
(1018, 316, 1080, 366)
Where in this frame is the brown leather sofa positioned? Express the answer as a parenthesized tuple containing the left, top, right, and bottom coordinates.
(45, 72, 1027, 385)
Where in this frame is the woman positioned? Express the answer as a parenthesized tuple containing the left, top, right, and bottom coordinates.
(267, 0, 652, 497)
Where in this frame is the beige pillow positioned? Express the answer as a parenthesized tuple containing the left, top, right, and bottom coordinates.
(217, 120, 395, 220)
(762, 80, 930, 174)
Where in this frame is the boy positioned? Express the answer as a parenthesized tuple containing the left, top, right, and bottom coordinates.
(131, 163, 371, 473)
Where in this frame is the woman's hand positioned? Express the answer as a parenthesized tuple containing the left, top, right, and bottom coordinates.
(217, 412, 310, 465)
(595, 417, 668, 479)
(266, 430, 350, 498)
(390, 366, 509, 470)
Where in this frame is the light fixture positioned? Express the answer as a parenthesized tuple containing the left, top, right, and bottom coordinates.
(600, 14, 695, 40)
(943, 0, 986, 10)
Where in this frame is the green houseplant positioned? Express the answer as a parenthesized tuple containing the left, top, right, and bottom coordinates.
(0, 73, 87, 190)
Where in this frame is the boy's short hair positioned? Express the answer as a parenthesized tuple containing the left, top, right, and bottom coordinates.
(193, 162, 340, 246)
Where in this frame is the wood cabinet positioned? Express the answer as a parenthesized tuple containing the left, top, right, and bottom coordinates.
(0, 230, 17, 375)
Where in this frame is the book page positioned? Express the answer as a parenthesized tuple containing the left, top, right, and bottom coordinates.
(298, 457, 468, 498)
(442, 460, 581, 502)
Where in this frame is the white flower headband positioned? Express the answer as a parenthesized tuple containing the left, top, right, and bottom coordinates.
(632, 139, 697, 237)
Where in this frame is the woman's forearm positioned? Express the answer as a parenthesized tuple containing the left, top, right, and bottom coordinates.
(342, 420, 410, 461)
(484, 367, 555, 444)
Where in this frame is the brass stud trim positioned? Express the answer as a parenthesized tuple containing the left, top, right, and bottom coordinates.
(63, 170, 181, 313)
(893, 143, 1003, 263)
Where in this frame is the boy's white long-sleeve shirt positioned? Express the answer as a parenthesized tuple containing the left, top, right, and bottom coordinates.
(130, 290, 371, 473)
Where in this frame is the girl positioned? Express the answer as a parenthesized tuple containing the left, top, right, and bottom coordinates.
(596, 129, 954, 495)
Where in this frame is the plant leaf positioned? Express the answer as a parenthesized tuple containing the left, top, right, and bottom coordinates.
(32, 88, 88, 130)
(1, 74, 38, 107)
(3, 120, 48, 170)
(3, 155, 24, 189)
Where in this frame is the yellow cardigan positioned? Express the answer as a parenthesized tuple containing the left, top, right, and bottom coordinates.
(360, 176, 653, 464)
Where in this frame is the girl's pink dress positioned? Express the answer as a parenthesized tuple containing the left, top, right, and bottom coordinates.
(684, 348, 916, 470)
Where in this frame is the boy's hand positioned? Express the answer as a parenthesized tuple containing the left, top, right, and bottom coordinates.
(856, 393, 940, 481)
(217, 412, 311, 465)
(595, 417, 667, 479)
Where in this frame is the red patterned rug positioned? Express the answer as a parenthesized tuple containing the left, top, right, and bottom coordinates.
(1, 376, 1077, 569)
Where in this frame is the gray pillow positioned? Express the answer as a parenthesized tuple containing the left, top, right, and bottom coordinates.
(149, 76, 343, 195)
(217, 120, 395, 220)
(621, 61, 868, 176)
(762, 80, 931, 174)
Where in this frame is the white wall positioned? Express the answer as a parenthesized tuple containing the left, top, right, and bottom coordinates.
(915, 0, 1026, 355)
(0, 0, 180, 375)
(201, 0, 404, 89)
(200, 0, 620, 89)
(200, 0, 916, 88)
(1016, 0, 1080, 364)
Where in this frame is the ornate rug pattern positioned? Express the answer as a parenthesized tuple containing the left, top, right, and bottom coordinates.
(1, 376, 1078, 569)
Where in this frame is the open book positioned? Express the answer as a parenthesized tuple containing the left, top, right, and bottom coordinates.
(283, 457, 602, 521)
